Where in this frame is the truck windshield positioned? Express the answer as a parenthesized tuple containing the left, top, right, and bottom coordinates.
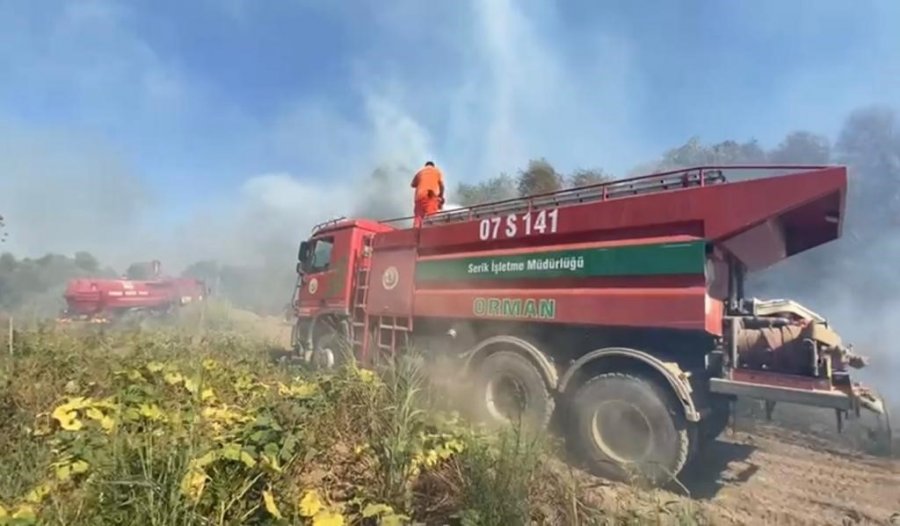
(310, 237, 333, 272)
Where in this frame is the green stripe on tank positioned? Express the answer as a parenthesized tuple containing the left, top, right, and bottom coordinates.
(415, 241, 706, 281)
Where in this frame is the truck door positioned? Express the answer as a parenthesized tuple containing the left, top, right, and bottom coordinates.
(298, 229, 353, 312)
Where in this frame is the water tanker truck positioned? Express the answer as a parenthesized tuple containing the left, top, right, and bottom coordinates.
(61, 260, 207, 323)
(289, 165, 890, 486)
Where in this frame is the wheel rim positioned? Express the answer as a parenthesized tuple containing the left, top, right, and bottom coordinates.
(313, 345, 336, 370)
(485, 374, 528, 423)
(590, 400, 654, 465)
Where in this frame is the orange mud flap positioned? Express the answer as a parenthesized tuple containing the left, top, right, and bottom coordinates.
(709, 370, 893, 456)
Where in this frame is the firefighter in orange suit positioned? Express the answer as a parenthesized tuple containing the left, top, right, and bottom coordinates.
(411, 161, 445, 227)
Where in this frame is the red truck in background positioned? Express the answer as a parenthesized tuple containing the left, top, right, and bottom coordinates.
(289, 165, 891, 486)
(61, 260, 207, 323)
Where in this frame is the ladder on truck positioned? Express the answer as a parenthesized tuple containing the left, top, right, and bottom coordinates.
(423, 166, 731, 226)
(349, 234, 413, 364)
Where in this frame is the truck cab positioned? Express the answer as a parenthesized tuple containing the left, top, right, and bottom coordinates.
(292, 218, 395, 360)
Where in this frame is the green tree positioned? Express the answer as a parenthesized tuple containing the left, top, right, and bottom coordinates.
(517, 158, 563, 197)
(125, 262, 155, 280)
(835, 105, 900, 241)
(567, 168, 613, 188)
(456, 173, 517, 206)
(0, 252, 113, 315)
(640, 137, 767, 174)
(768, 131, 831, 164)
(74, 251, 100, 274)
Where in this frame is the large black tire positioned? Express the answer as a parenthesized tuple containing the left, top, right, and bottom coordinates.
(472, 351, 555, 431)
(570, 372, 690, 486)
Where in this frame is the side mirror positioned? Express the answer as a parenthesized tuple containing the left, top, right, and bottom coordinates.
(298, 241, 311, 263)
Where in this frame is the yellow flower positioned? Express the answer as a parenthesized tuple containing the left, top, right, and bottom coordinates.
(71, 459, 89, 475)
(51, 397, 91, 431)
(356, 369, 377, 384)
(298, 489, 323, 517)
(381, 515, 405, 526)
(163, 372, 184, 386)
(84, 407, 116, 432)
(24, 482, 52, 504)
(138, 404, 165, 421)
(98, 415, 116, 432)
(311, 511, 344, 526)
(202, 358, 219, 371)
(361, 503, 394, 518)
(183, 378, 199, 394)
(201, 406, 248, 426)
(180, 468, 207, 503)
(276, 381, 318, 399)
(54, 458, 88, 481)
(85, 407, 104, 422)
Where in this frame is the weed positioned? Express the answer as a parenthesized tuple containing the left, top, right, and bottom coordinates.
(0, 317, 709, 525)
(452, 421, 544, 526)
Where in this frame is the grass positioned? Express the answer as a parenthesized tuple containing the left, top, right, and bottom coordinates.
(0, 303, 707, 525)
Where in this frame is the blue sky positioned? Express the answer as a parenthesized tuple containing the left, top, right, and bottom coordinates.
(0, 0, 898, 266)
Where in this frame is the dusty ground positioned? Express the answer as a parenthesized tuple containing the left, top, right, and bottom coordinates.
(635, 401, 899, 525)
(691, 423, 898, 525)
(564, 405, 898, 525)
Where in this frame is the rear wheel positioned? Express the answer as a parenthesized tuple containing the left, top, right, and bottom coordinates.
(472, 351, 555, 430)
(570, 372, 690, 486)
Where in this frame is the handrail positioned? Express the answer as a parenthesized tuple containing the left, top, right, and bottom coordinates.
(376, 164, 836, 227)
(311, 216, 349, 234)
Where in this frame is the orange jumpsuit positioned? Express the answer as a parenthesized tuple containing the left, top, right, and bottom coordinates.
(411, 165, 444, 227)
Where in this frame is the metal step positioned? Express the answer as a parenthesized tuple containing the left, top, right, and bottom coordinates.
(378, 325, 411, 332)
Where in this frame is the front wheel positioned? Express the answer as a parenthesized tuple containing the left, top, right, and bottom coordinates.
(311, 322, 352, 371)
(570, 373, 690, 486)
(311, 332, 338, 370)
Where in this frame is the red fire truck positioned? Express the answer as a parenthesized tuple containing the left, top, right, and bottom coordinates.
(62, 260, 207, 323)
(290, 165, 890, 485)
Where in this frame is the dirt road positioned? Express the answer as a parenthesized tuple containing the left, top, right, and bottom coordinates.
(569, 402, 898, 525)
(680, 404, 899, 525)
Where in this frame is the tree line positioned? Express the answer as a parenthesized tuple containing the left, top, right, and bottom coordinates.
(455, 160, 613, 206)
(1, 104, 898, 317)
